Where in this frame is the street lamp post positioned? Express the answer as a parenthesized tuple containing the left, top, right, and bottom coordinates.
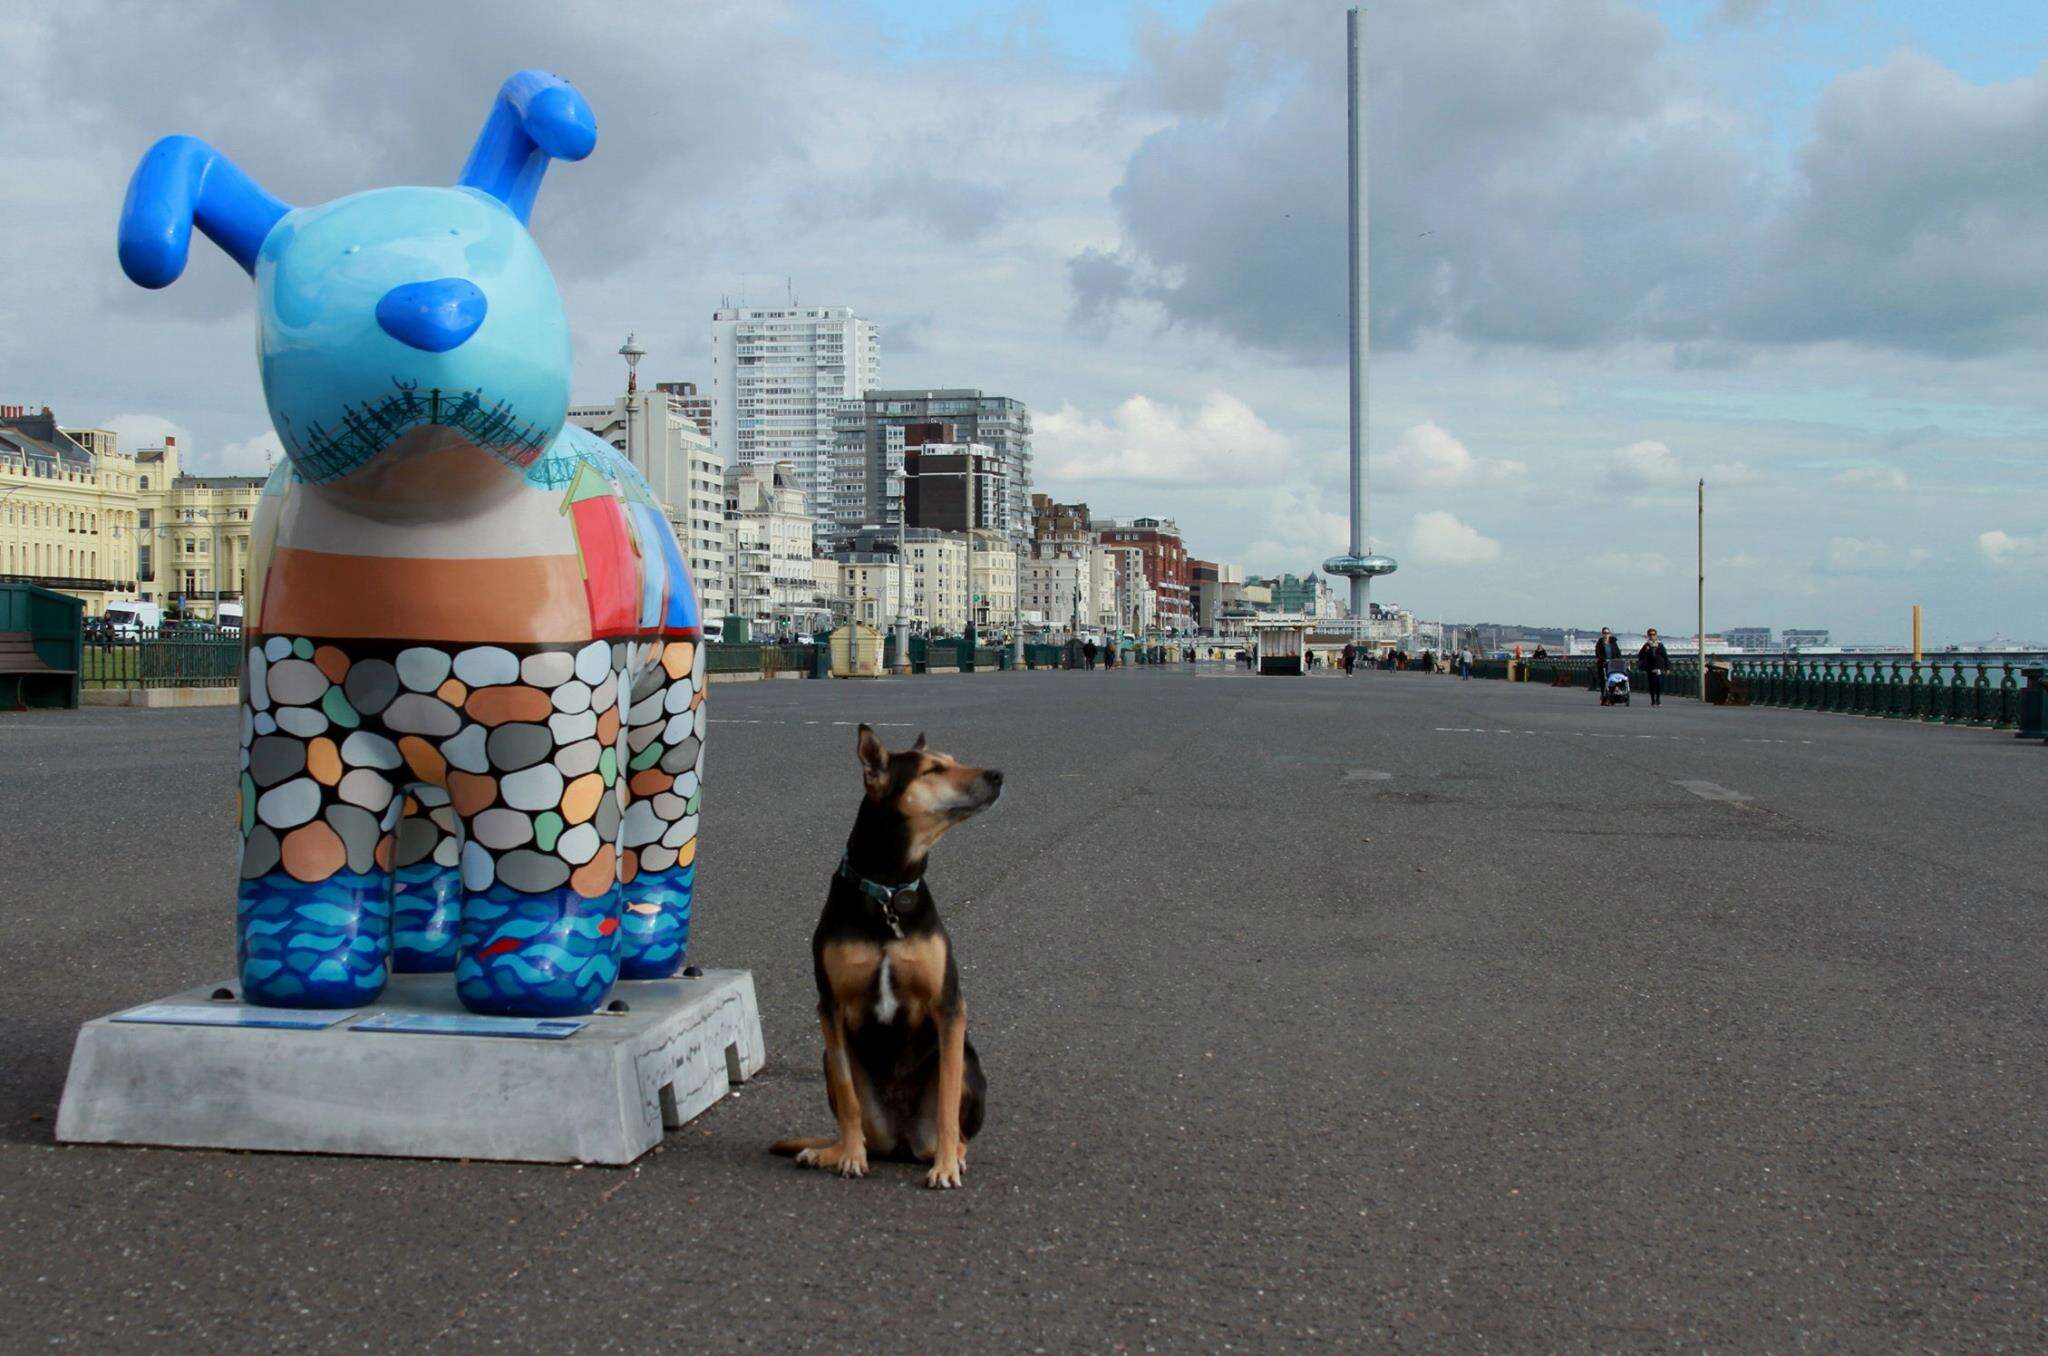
(890, 535, 912, 674)
(1697, 477, 1707, 702)
(618, 332, 645, 474)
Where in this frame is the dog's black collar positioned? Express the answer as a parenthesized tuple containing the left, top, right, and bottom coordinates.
(837, 855, 921, 938)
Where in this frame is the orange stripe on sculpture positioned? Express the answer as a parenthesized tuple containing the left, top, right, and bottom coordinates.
(261, 547, 593, 643)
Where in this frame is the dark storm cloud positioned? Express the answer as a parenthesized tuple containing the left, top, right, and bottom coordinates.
(29, 0, 811, 298)
(1074, 0, 2048, 363)
(1729, 53, 2048, 356)
(1, 0, 860, 443)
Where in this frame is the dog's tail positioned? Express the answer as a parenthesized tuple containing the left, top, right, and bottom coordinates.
(769, 1136, 835, 1157)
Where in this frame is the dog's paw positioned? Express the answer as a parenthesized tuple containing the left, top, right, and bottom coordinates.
(796, 1143, 868, 1178)
(924, 1152, 965, 1190)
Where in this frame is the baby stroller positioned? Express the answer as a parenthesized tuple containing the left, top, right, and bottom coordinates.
(1601, 664, 1631, 706)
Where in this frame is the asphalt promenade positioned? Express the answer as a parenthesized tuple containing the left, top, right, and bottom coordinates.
(2, 666, 2042, 1350)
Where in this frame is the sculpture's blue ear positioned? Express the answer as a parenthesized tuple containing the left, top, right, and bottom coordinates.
(118, 135, 293, 288)
(456, 70, 596, 225)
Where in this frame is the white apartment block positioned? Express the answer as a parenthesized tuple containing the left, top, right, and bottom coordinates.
(966, 530, 1018, 632)
(567, 391, 729, 623)
(723, 460, 823, 635)
(832, 555, 904, 629)
(1104, 543, 1156, 636)
(708, 306, 879, 527)
(902, 529, 969, 633)
(1020, 552, 1085, 631)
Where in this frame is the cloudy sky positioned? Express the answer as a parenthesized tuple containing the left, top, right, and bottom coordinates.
(6, 0, 2045, 643)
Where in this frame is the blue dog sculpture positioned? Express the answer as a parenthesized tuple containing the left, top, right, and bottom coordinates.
(119, 72, 707, 1018)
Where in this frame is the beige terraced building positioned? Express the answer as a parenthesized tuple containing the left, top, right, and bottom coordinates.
(1, 405, 262, 620)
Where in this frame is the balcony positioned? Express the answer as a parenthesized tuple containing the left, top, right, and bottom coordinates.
(1, 573, 137, 593)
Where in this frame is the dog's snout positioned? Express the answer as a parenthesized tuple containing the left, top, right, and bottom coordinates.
(986, 769, 1003, 788)
(376, 277, 487, 352)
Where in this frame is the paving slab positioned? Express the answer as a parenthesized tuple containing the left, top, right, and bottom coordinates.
(2, 669, 2043, 1350)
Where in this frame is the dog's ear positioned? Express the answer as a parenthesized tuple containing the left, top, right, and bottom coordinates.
(911, 732, 927, 753)
(856, 724, 890, 795)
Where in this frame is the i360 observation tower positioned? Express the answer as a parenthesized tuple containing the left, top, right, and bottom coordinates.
(1322, 7, 1397, 614)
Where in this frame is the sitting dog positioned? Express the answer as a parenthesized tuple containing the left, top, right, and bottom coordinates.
(771, 725, 1001, 1188)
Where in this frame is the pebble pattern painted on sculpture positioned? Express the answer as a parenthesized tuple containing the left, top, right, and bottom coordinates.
(236, 633, 705, 1015)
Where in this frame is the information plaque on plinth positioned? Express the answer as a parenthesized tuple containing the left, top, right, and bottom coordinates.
(55, 970, 764, 1166)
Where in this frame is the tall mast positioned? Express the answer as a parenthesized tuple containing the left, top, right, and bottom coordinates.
(1324, 7, 1397, 616)
(1347, 4, 1368, 603)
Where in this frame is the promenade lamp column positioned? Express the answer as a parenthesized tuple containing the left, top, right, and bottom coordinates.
(891, 537, 911, 674)
(1697, 478, 1706, 701)
(618, 331, 645, 477)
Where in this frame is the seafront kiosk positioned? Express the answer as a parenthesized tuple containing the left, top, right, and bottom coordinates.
(1251, 616, 1313, 675)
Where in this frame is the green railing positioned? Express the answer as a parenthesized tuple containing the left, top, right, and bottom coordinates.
(82, 626, 241, 689)
(704, 643, 766, 676)
(1479, 651, 2040, 733)
(1729, 656, 2034, 730)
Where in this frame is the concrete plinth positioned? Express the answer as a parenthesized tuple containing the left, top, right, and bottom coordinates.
(55, 969, 765, 1165)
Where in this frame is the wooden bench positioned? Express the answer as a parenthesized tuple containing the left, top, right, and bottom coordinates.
(0, 630, 77, 709)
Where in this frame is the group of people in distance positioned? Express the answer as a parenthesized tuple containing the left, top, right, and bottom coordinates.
(1593, 626, 1672, 706)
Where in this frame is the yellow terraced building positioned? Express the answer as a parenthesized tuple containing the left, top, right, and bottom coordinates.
(0, 405, 263, 620)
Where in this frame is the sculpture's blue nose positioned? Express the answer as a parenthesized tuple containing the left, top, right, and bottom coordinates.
(375, 278, 488, 352)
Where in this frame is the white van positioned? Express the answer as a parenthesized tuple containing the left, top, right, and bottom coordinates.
(104, 601, 164, 636)
(216, 602, 245, 633)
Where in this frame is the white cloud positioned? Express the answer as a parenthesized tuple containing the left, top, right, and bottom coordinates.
(1407, 511, 1502, 566)
(99, 413, 191, 454)
(1832, 466, 1910, 491)
(1978, 529, 2042, 566)
(1826, 537, 1929, 572)
(1608, 439, 1753, 489)
(1240, 484, 1351, 576)
(210, 432, 284, 475)
(1377, 421, 1524, 492)
(1608, 439, 1686, 488)
(1036, 393, 1292, 484)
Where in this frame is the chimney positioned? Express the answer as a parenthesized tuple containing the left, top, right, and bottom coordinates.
(166, 435, 177, 447)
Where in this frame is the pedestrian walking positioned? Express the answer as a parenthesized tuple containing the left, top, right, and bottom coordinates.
(1637, 628, 1670, 706)
(1459, 646, 1473, 680)
(1084, 639, 1098, 670)
(1341, 641, 1356, 675)
(1592, 627, 1618, 696)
